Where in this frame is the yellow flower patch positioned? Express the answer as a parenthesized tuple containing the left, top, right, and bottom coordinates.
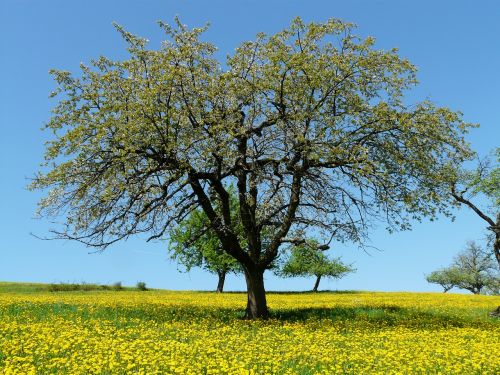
(0, 291, 499, 374)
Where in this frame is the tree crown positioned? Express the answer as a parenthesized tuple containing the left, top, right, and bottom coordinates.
(280, 241, 354, 278)
(31, 17, 474, 272)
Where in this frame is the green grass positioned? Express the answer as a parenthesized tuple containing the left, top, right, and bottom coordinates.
(0, 281, 145, 293)
(1, 282, 498, 328)
(0, 281, 48, 293)
(1, 283, 499, 374)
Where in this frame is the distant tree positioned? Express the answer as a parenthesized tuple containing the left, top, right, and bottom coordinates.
(450, 149, 499, 268)
(169, 187, 281, 292)
(280, 241, 354, 292)
(426, 241, 499, 294)
(136, 281, 148, 291)
(453, 241, 498, 294)
(169, 195, 241, 292)
(31, 17, 475, 318)
(485, 277, 500, 296)
(425, 267, 462, 293)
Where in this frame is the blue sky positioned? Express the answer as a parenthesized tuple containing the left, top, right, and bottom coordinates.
(1, 0, 498, 292)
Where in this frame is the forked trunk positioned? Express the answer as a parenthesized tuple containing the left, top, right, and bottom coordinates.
(312, 275, 322, 292)
(216, 270, 226, 293)
(244, 268, 269, 319)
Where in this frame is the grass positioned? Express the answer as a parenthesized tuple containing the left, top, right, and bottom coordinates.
(0, 281, 146, 293)
(0, 282, 499, 374)
(0, 281, 48, 294)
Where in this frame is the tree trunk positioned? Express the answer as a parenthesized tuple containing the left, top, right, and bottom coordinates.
(216, 270, 226, 293)
(244, 268, 269, 319)
(471, 285, 481, 295)
(312, 275, 322, 292)
(494, 224, 500, 269)
(489, 306, 500, 318)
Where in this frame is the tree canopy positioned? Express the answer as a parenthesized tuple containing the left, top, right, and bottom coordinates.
(450, 148, 500, 267)
(32, 17, 474, 318)
(168, 187, 242, 292)
(426, 241, 499, 295)
(425, 267, 464, 293)
(280, 241, 354, 292)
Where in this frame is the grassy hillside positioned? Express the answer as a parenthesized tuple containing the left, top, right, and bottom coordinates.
(0, 281, 49, 293)
(0, 283, 499, 374)
(0, 281, 140, 293)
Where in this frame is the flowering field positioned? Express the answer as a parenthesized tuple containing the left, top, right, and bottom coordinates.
(0, 284, 499, 374)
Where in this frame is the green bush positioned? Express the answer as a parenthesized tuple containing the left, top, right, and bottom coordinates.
(48, 282, 123, 292)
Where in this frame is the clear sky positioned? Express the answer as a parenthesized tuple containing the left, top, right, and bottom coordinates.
(1, 0, 498, 292)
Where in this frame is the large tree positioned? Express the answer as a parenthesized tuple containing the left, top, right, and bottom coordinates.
(32, 18, 474, 318)
(450, 148, 499, 268)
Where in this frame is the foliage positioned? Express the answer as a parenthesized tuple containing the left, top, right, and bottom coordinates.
(279, 241, 354, 291)
(1, 289, 499, 374)
(485, 278, 500, 296)
(425, 267, 463, 293)
(168, 187, 242, 277)
(450, 148, 500, 267)
(426, 241, 499, 294)
(31, 17, 475, 317)
(468, 148, 500, 207)
(48, 283, 105, 292)
(47, 282, 130, 292)
(136, 281, 148, 291)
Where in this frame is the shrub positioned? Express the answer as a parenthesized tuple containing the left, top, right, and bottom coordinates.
(48, 283, 81, 292)
(136, 281, 148, 291)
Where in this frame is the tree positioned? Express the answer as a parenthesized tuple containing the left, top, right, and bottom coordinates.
(425, 267, 462, 293)
(453, 241, 498, 294)
(426, 241, 499, 294)
(450, 148, 499, 268)
(485, 277, 500, 296)
(280, 242, 354, 292)
(31, 17, 474, 318)
(169, 189, 242, 293)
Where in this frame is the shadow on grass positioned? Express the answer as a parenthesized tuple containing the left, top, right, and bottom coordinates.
(269, 305, 483, 328)
(200, 290, 364, 295)
(3, 302, 496, 329)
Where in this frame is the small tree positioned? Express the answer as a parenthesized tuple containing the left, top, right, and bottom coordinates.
(485, 277, 500, 296)
(136, 281, 148, 291)
(280, 242, 354, 292)
(169, 204, 241, 293)
(426, 241, 499, 294)
(425, 267, 462, 293)
(453, 242, 498, 294)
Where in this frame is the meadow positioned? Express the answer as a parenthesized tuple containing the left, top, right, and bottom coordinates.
(0, 282, 499, 374)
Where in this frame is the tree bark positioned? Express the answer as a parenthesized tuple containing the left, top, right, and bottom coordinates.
(489, 306, 500, 318)
(494, 224, 500, 269)
(244, 267, 269, 319)
(216, 270, 226, 293)
(312, 275, 322, 292)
